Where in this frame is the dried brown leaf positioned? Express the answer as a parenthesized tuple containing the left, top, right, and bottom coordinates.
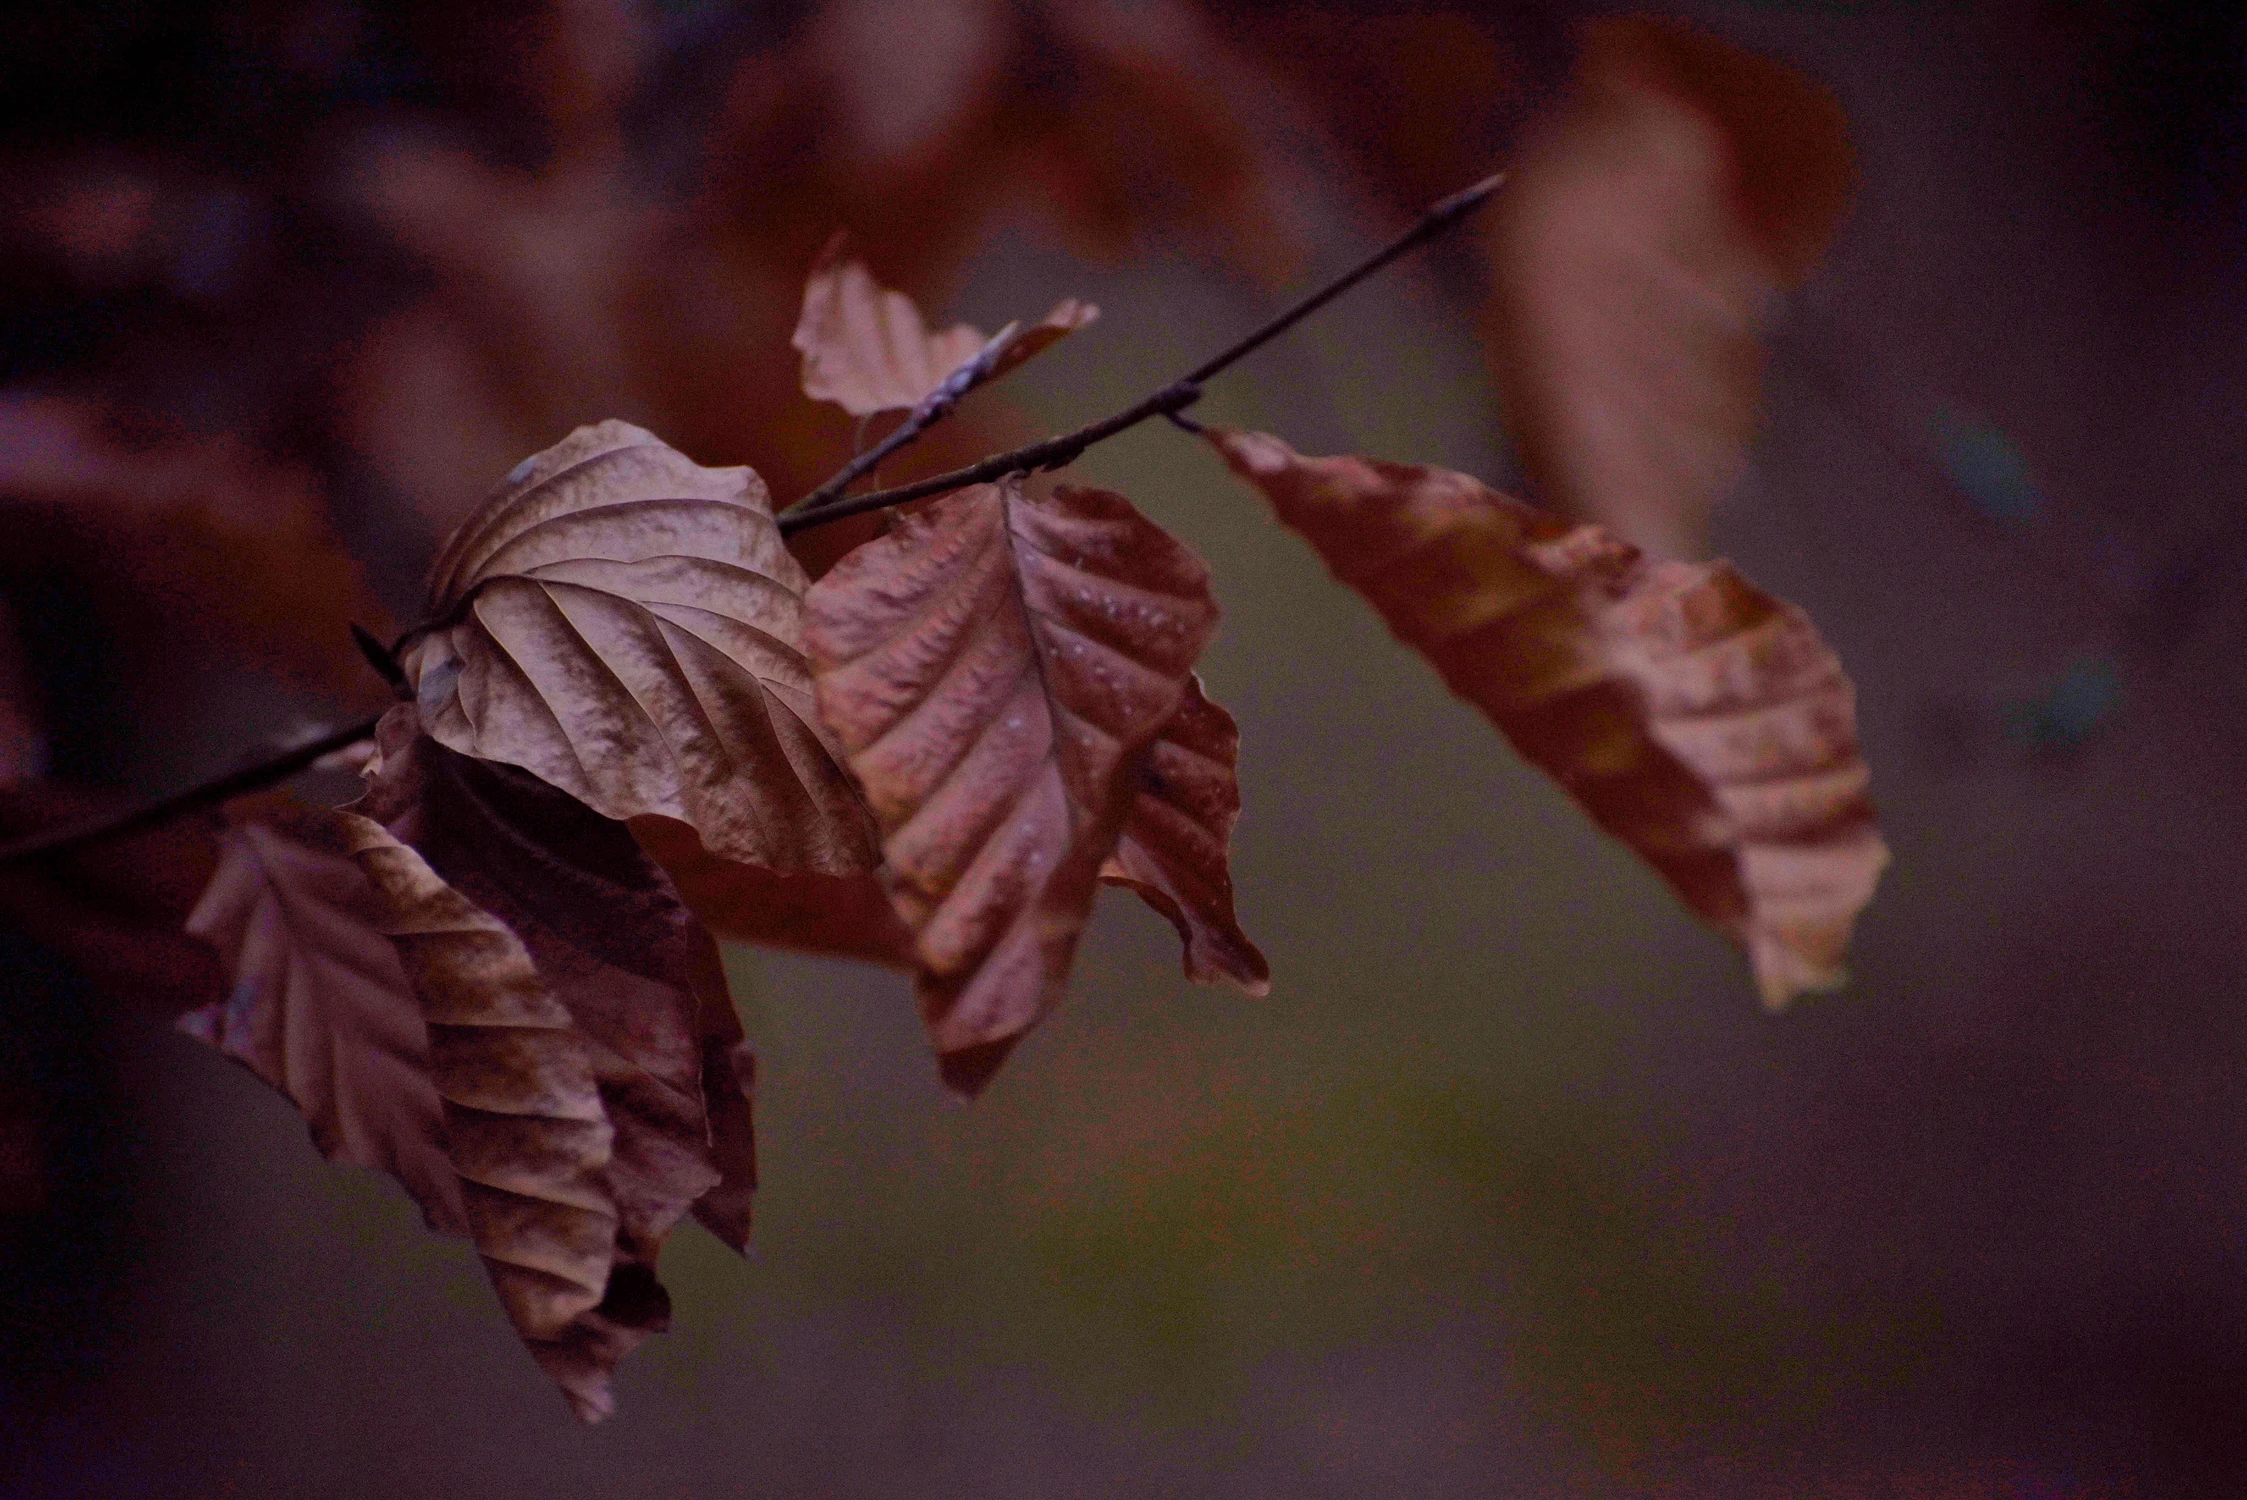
(1484, 17, 1853, 557)
(793, 232, 1096, 417)
(1208, 428, 1885, 1008)
(400, 420, 876, 877)
(1099, 676, 1268, 995)
(180, 799, 466, 1235)
(805, 478, 1218, 1092)
(337, 703, 754, 1420)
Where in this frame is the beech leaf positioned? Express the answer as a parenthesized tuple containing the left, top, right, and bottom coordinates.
(1484, 17, 1853, 556)
(1209, 428, 1885, 1007)
(181, 798, 466, 1236)
(400, 420, 876, 876)
(1099, 676, 1268, 995)
(805, 478, 1218, 1092)
(793, 233, 1098, 417)
(335, 703, 755, 1421)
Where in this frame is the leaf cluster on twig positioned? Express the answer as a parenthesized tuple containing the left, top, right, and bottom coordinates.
(0, 15, 1886, 1422)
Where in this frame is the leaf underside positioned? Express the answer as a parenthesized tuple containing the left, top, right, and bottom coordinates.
(1209, 426, 1885, 1007)
(334, 703, 752, 1421)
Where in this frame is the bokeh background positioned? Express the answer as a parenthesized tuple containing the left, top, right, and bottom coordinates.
(5, 1, 2247, 1494)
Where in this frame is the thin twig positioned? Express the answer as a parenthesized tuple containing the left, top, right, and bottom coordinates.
(790, 321, 1030, 514)
(0, 172, 1505, 863)
(778, 171, 1504, 536)
(0, 715, 384, 862)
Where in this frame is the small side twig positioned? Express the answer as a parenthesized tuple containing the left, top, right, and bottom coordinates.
(0, 715, 385, 862)
(779, 171, 1504, 537)
(790, 321, 1033, 514)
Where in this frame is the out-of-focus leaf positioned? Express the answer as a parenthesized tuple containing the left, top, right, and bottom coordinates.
(805, 478, 1218, 1091)
(632, 814, 913, 970)
(1100, 676, 1268, 995)
(1224, 7, 1519, 219)
(1484, 16, 1853, 557)
(0, 782, 222, 1019)
(400, 420, 876, 877)
(793, 232, 1097, 418)
(729, 0, 1300, 282)
(180, 798, 465, 1236)
(341, 702, 753, 1421)
(1209, 428, 1885, 1007)
(0, 396, 389, 698)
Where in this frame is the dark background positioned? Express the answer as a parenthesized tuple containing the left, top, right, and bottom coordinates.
(3, 1, 2247, 1494)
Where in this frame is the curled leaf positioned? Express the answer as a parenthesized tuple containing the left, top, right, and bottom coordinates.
(400, 420, 876, 876)
(793, 233, 1097, 417)
(181, 799, 465, 1235)
(1209, 427, 1885, 1007)
(1100, 677, 1268, 994)
(805, 478, 1218, 1092)
(1484, 17, 1852, 556)
(337, 796, 620, 1418)
(338, 703, 754, 1421)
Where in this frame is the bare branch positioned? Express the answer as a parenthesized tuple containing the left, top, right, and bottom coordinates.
(0, 173, 1505, 863)
(778, 171, 1504, 537)
(0, 716, 383, 862)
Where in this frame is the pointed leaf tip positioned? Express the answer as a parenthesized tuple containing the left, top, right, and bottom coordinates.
(1100, 677, 1269, 996)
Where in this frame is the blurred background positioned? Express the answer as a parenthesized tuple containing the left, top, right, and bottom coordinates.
(4, 0, 2247, 1494)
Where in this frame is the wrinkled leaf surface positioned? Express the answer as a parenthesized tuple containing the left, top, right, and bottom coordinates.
(1210, 427, 1884, 1006)
(401, 420, 875, 876)
(805, 478, 1217, 1090)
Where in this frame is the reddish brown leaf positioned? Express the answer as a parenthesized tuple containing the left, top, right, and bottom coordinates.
(340, 703, 754, 1420)
(793, 233, 1099, 419)
(1483, 17, 1853, 557)
(400, 420, 876, 876)
(805, 478, 1218, 1091)
(1099, 676, 1268, 995)
(1208, 428, 1885, 1008)
(632, 814, 913, 970)
(180, 799, 466, 1235)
